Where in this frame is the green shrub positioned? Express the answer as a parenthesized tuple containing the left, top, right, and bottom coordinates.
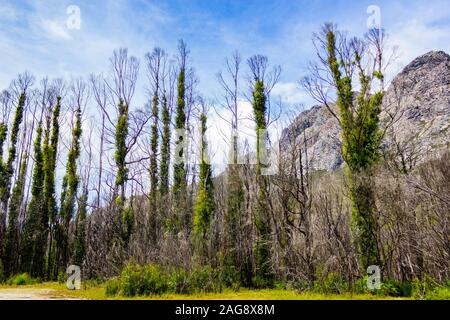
(424, 286, 450, 300)
(85, 275, 106, 288)
(168, 267, 190, 294)
(273, 281, 288, 290)
(105, 262, 231, 297)
(189, 266, 220, 293)
(290, 279, 313, 293)
(93, 275, 106, 285)
(105, 277, 121, 296)
(412, 276, 438, 299)
(313, 272, 348, 294)
(140, 264, 169, 296)
(0, 259, 4, 284)
(120, 263, 142, 297)
(57, 271, 68, 284)
(221, 264, 240, 290)
(351, 276, 413, 297)
(108, 263, 216, 297)
(412, 276, 449, 300)
(378, 279, 401, 296)
(351, 276, 370, 294)
(398, 281, 413, 297)
(7, 273, 38, 286)
(252, 275, 274, 289)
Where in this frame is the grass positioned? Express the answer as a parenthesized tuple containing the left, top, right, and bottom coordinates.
(0, 282, 409, 300)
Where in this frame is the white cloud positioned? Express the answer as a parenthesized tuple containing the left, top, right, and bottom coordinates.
(39, 18, 72, 40)
(371, 1, 450, 76)
(271, 81, 314, 106)
(393, 21, 450, 59)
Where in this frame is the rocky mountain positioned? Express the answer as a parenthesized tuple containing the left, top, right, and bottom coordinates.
(280, 51, 450, 171)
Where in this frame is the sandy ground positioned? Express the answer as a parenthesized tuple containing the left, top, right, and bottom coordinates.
(0, 288, 81, 300)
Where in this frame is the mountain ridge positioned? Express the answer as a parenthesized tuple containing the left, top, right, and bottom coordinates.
(280, 50, 450, 171)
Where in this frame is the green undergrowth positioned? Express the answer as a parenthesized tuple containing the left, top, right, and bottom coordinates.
(1, 267, 447, 300)
(105, 263, 222, 297)
(288, 272, 449, 300)
(103, 262, 449, 300)
(4, 273, 41, 286)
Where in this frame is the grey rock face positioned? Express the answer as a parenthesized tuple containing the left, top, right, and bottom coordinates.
(280, 51, 450, 171)
(280, 105, 343, 171)
(383, 51, 450, 161)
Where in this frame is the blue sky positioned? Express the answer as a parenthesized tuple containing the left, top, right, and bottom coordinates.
(1, 0, 449, 175)
(1, 0, 450, 109)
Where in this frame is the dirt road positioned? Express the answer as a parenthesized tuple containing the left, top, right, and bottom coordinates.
(0, 288, 81, 300)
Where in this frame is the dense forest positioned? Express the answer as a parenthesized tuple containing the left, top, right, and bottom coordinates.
(0, 24, 448, 298)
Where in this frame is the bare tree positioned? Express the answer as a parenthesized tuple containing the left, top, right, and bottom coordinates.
(273, 116, 314, 281)
(106, 48, 139, 108)
(216, 51, 242, 164)
(90, 74, 109, 208)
